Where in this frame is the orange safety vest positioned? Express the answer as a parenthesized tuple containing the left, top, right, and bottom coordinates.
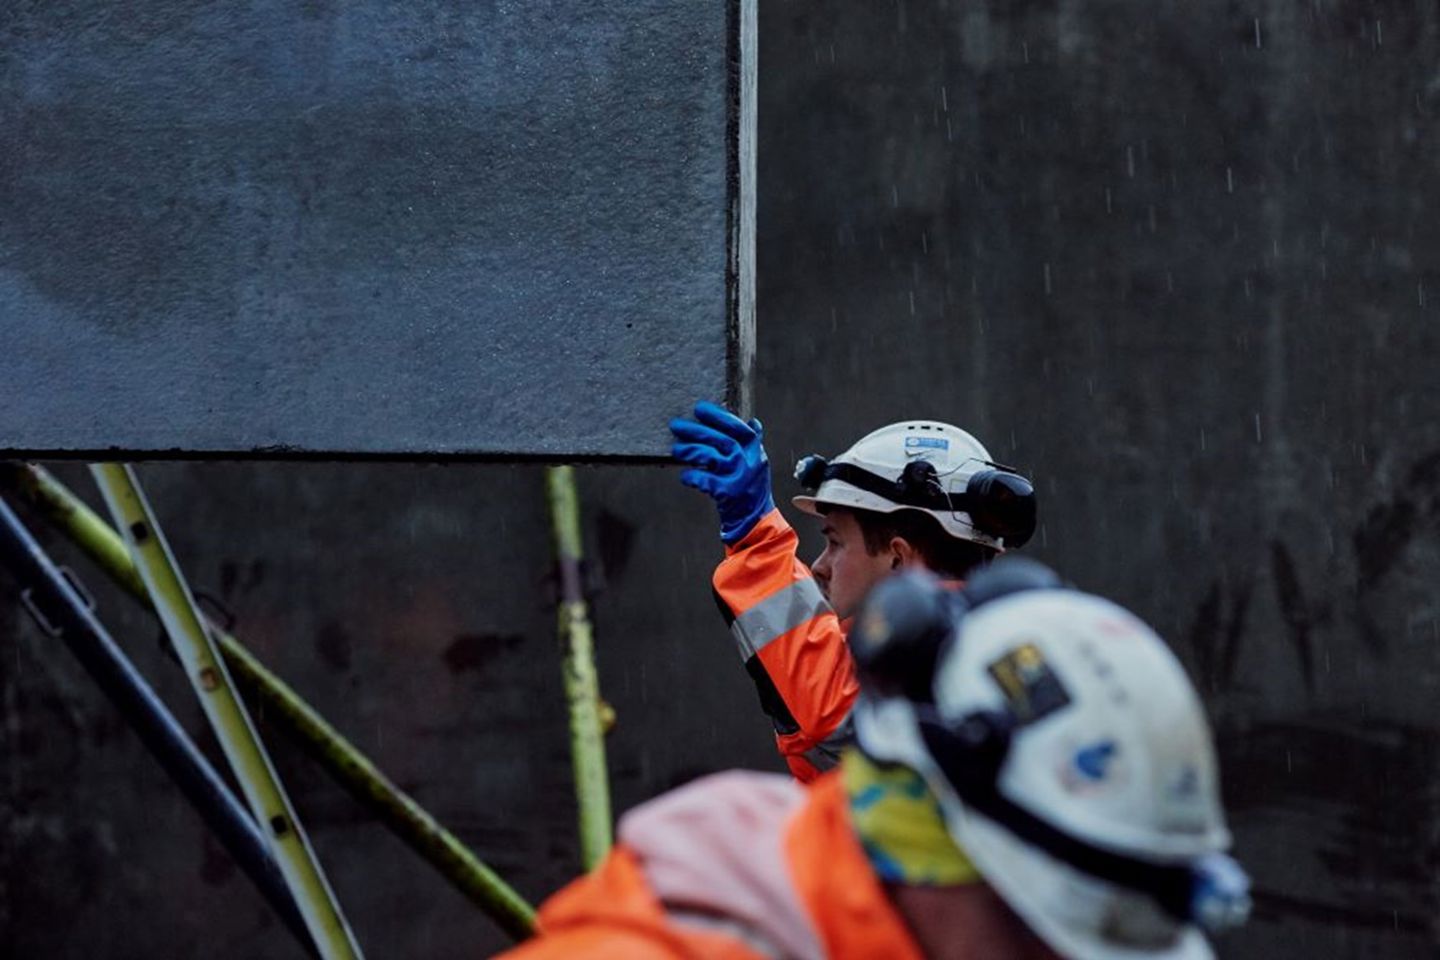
(495, 770, 925, 960)
(711, 509, 859, 782)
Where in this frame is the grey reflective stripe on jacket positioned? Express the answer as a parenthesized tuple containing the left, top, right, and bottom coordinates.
(729, 577, 829, 660)
(801, 713, 855, 774)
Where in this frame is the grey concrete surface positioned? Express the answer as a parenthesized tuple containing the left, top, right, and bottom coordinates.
(1, 1, 753, 458)
(757, 3, 1440, 956)
(3, 1, 1439, 958)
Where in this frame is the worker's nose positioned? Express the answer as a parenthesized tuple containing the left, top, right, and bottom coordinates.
(811, 549, 831, 584)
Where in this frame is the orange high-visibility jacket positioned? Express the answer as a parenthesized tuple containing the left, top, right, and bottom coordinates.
(711, 509, 859, 782)
(495, 770, 925, 960)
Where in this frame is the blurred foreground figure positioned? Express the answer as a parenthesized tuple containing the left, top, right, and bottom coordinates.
(498, 560, 1249, 960)
(670, 401, 1036, 780)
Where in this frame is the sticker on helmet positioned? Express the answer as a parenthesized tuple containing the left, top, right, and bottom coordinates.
(1073, 740, 1118, 781)
(1057, 738, 1126, 794)
(987, 643, 1071, 724)
(904, 436, 949, 455)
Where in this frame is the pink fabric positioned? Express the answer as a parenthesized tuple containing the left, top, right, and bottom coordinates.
(619, 771, 824, 960)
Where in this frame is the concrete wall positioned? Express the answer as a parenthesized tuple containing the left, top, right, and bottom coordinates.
(3, 2, 1438, 957)
(757, 2, 1440, 955)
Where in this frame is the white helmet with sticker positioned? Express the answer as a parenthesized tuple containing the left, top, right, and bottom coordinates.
(852, 564, 1249, 960)
(791, 420, 1036, 550)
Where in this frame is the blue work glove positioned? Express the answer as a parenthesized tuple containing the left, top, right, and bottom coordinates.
(670, 400, 775, 544)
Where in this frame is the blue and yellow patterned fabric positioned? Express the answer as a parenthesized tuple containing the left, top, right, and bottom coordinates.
(841, 748, 982, 886)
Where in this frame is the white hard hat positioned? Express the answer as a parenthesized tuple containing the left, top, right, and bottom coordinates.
(791, 420, 1036, 550)
(852, 562, 1249, 960)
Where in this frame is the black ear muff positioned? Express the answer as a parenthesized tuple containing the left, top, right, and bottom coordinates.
(916, 707, 1015, 792)
(849, 570, 959, 703)
(963, 469, 1038, 547)
(852, 559, 1065, 704)
(961, 556, 1064, 610)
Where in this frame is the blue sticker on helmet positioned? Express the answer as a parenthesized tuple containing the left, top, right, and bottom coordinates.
(905, 436, 949, 450)
(1073, 740, 1118, 781)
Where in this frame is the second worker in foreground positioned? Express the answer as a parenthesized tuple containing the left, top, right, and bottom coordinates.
(497, 559, 1251, 959)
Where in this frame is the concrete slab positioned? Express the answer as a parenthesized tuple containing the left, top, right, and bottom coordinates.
(1, 1, 756, 459)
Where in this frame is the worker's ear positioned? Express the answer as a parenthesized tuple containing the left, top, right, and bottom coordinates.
(889, 536, 921, 570)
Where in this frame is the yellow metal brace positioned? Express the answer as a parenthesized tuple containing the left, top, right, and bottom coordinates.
(4, 463, 534, 935)
(91, 464, 364, 960)
(544, 465, 613, 870)
(3, 462, 535, 939)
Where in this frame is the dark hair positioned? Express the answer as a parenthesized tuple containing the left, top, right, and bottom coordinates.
(824, 504, 997, 579)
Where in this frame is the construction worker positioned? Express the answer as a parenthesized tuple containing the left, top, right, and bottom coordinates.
(497, 559, 1251, 960)
(668, 401, 1036, 780)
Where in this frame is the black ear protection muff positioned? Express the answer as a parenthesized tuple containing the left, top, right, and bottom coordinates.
(848, 569, 959, 703)
(851, 559, 1252, 933)
(849, 559, 1062, 703)
(961, 469, 1037, 546)
(916, 705, 1017, 788)
(958, 555, 1064, 607)
(794, 454, 1038, 547)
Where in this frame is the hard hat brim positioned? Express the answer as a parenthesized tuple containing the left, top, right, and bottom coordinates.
(791, 494, 824, 517)
(792, 480, 906, 519)
(792, 481, 1003, 550)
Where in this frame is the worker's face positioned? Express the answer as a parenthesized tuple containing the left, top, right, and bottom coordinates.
(811, 509, 901, 620)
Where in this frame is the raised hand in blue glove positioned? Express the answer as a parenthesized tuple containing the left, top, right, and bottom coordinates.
(670, 400, 776, 544)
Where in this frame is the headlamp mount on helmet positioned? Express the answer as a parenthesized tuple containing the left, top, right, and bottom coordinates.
(850, 564, 1252, 937)
(794, 454, 1038, 548)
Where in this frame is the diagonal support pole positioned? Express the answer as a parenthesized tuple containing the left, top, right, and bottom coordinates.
(90, 463, 364, 960)
(544, 465, 613, 870)
(0, 495, 319, 959)
(0, 462, 536, 939)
